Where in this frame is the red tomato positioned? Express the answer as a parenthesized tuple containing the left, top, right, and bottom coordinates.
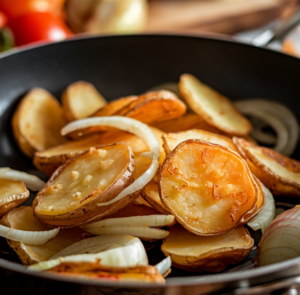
(0, 11, 6, 29)
(9, 12, 72, 46)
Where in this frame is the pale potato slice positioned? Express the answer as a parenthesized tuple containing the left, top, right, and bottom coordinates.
(92, 96, 138, 117)
(34, 131, 148, 176)
(159, 139, 258, 236)
(179, 74, 251, 136)
(142, 181, 170, 214)
(233, 137, 300, 197)
(1, 207, 83, 265)
(12, 88, 67, 158)
(62, 81, 107, 122)
(0, 179, 29, 217)
(162, 129, 238, 155)
(33, 144, 135, 228)
(161, 224, 253, 272)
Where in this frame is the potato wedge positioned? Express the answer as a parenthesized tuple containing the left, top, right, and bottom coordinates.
(47, 262, 165, 283)
(62, 81, 107, 122)
(1, 207, 83, 265)
(142, 181, 170, 214)
(159, 139, 258, 236)
(233, 137, 300, 197)
(34, 131, 148, 176)
(12, 88, 67, 158)
(33, 144, 135, 227)
(92, 96, 138, 117)
(161, 224, 253, 272)
(162, 129, 238, 155)
(0, 179, 29, 217)
(179, 74, 251, 136)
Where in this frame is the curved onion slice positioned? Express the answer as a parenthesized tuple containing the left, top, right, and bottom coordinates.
(29, 235, 148, 271)
(0, 168, 45, 191)
(61, 117, 160, 207)
(247, 182, 275, 233)
(82, 215, 175, 230)
(155, 256, 171, 276)
(0, 224, 59, 245)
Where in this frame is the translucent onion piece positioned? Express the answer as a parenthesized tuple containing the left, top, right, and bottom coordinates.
(29, 235, 148, 271)
(0, 224, 59, 245)
(85, 226, 169, 240)
(155, 256, 171, 275)
(234, 99, 299, 156)
(82, 215, 175, 230)
(247, 181, 275, 233)
(0, 168, 45, 191)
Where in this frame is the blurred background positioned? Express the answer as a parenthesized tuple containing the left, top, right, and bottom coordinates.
(1, 0, 300, 56)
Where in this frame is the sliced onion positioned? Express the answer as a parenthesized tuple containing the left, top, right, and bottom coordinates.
(257, 206, 300, 266)
(61, 117, 160, 207)
(247, 182, 275, 233)
(82, 215, 175, 230)
(0, 167, 45, 191)
(155, 256, 171, 275)
(29, 235, 148, 271)
(85, 226, 169, 240)
(0, 224, 59, 245)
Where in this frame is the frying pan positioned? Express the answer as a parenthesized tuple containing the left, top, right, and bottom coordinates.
(1, 34, 300, 295)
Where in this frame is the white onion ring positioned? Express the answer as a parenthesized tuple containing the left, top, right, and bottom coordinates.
(155, 256, 171, 276)
(0, 224, 59, 245)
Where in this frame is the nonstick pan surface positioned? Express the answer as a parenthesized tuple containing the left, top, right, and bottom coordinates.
(1, 35, 300, 295)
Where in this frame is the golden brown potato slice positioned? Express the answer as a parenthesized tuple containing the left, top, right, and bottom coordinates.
(162, 129, 238, 155)
(62, 81, 107, 122)
(161, 224, 253, 272)
(34, 131, 148, 176)
(1, 207, 83, 265)
(92, 96, 137, 117)
(179, 74, 251, 136)
(105, 203, 160, 218)
(132, 195, 153, 208)
(0, 179, 29, 217)
(12, 88, 67, 158)
(159, 139, 258, 236)
(33, 144, 135, 228)
(142, 181, 170, 214)
(47, 262, 165, 283)
(233, 137, 300, 197)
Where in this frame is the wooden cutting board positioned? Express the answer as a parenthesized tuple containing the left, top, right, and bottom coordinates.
(146, 0, 296, 34)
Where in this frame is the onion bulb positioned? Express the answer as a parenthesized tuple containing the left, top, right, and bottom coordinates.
(257, 205, 300, 266)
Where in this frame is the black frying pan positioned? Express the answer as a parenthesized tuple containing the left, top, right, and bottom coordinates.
(1, 35, 300, 295)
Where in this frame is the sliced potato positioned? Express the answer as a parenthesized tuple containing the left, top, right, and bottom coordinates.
(1, 207, 83, 265)
(34, 131, 148, 176)
(161, 224, 253, 272)
(12, 88, 67, 158)
(142, 181, 170, 214)
(92, 96, 138, 117)
(159, 139, 258, 236)
(179, 74, 251, 136)
(132, 195, 153, 208)
(47, 262, 165, 283)
(33, 144, 135, 227)
(0, 179, 29, 217)
(162, 129, 238, 155)
(105, 203, 160, 218)
(62, 81, 107, 122)
(233, 137, 300, 197)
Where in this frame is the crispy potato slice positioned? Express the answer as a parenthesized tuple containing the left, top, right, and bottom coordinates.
(159, 139, 258, 236)
(92, 96, 138, 117)
(12, 88, 67, 158)
(33, 144, 135, 227)
(162, 129, 238, 155)
(233, 137, 300, 197)
(47, 262, 165, 283)
(132, 195, 153, 208)
(34, 131, 149, 176)
(179, 74, 251, 136)
(1, 207, 83, 265)
(62, 81, 107, 122)
(142, 181, 170, 214)
(161, 224, 253, 272)
(105, 203, 160, 218)
(0, 179, 29, 217)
